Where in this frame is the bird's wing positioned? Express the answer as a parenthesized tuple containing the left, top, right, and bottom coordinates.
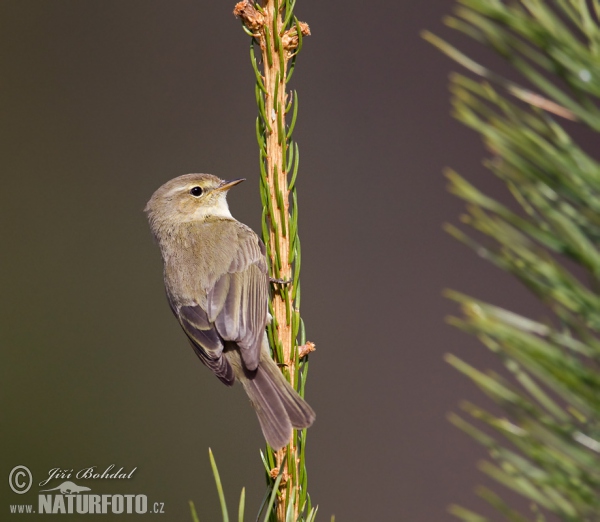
(174, 222, 268, 382)
(206, 227, 268, 371)
(177, 302, 235, 385)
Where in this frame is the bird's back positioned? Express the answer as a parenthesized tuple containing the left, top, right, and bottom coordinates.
(162, 217, 266, 310)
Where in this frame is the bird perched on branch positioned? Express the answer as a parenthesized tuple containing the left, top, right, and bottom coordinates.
(145, 173, 315, 449)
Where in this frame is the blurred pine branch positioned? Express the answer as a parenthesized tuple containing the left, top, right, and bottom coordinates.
(425, 1, 600, 520)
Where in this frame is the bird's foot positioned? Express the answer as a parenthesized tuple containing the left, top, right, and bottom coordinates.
(269, 277, 292, 285)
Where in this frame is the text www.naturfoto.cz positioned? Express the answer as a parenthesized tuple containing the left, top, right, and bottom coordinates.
(9, 504, 33, 514)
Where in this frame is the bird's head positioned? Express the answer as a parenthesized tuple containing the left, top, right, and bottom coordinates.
(145, 173, 245, 232)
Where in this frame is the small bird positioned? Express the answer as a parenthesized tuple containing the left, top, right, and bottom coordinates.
(145, 173, 315, 449)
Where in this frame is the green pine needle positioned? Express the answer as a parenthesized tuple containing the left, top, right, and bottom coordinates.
(208, 449, 229, 522)
(263, 473, 284, 522)
(190, 500, 200, 522)
(430, 1, 600, 520)
(237, 488, 245, 522)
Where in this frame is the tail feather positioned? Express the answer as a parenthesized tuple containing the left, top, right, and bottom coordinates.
(260, 357, 316, 429)
(242, 358, 315, 450)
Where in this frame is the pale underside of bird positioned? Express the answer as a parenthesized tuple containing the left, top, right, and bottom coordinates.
(145, 173, 315, 449)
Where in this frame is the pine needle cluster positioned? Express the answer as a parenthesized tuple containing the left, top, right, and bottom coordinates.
(425, 1, 600, 520)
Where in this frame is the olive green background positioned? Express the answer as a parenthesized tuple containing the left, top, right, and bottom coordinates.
(1, 1, 545, 520)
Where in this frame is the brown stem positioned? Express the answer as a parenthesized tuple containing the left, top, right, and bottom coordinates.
(234, 2, 310, 519)
(261, 3, 295, 519)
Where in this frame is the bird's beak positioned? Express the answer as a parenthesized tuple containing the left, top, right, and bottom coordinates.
(216, 178, 245, 192)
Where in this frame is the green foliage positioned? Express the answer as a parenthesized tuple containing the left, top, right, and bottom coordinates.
(425, 1, 600, 520)
(239, 0, 314, 519)
(192, 2, 317, 519)
(189, 450, 319, 522)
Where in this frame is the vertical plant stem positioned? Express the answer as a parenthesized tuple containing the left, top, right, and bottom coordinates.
(234, 1, 311, 521)
(262, 8, 295, 518)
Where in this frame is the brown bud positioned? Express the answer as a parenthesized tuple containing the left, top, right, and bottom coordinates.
(269, 467, 290, 484)
(233, 1, 265, 32)
(298, 341, 315, 359)
(282, 21, 311, 52)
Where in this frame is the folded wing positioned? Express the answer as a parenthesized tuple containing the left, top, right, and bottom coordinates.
(174, 223, 269, 384)
(208, 229, 268, 371)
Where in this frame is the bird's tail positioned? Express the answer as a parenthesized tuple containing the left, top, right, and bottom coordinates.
(241, 354, 315, 450)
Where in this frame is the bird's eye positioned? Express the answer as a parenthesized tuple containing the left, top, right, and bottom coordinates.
(190, 186, 203, 197)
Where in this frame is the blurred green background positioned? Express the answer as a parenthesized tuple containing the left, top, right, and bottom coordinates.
(0, 1, 548, 520)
